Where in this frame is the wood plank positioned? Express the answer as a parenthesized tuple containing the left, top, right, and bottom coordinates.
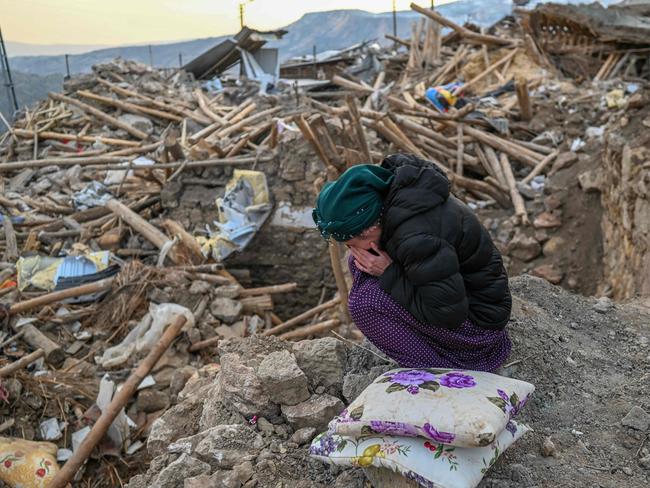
(48, 92, 148, 140)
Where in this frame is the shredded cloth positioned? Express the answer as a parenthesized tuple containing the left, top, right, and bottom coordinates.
(348, 258, 512, 371)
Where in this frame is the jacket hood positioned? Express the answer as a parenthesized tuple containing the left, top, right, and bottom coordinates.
(382, 162, 451, 227)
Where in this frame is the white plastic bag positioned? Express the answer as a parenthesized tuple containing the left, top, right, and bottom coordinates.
(99, 303, 194, 368)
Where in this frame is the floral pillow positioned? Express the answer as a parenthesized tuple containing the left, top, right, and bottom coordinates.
(333, 368, 534, 448)
(0, 437, 60, 488)
(310, 420, 530, 488)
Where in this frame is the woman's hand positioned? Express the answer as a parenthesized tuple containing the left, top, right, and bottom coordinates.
(349, 242, 393, 276)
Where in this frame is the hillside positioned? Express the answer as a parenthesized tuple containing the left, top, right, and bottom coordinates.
(1, 0, 622, 120)
(7, 2, 516, 77)
(0, 71, 63, 124)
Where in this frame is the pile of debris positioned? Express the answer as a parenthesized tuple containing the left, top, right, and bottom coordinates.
(0, 57, 282, 173)
(0, 58, 349, 485)
(129, 276, 650, 487)
(293, 2, 648, 295)
(0, 1, 649, 487)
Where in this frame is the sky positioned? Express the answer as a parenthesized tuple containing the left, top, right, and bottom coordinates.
(1, 0, 452, 46)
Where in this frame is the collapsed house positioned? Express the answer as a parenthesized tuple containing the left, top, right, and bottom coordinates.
(183, 27, 287, 91)
(520, 1, 650, 80)
(0, 2, 649, 487)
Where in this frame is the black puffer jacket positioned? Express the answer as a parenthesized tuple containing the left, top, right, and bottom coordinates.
(378, 154, 511, 330)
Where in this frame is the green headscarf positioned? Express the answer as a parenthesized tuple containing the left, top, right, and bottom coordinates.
(312, 164, 394, 241)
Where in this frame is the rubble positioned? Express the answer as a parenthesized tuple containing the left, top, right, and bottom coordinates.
(621, 406, 650, 432)
(0, 2, 649, 486)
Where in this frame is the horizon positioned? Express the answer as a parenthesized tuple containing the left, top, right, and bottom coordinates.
(1, 0, 452, 50)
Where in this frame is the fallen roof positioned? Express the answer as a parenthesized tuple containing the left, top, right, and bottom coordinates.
(526, 2, 650, 46)
(183, 27, 287, 80)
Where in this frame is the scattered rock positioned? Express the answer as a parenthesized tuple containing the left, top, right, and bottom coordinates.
(170, 366, 197, 398)
(543, 193, 563, 212)
(293, 338, 347, 393)
(516, 182, 537, 200)
(509, 463, 534, 484)
(542, 236, 566, 257)
(148, 395, 204, 457)
(639, 455, 650, 470)
(533, 211, 562, 229)
(183, 473, 221, 488)
(136, 389, 170, 413)
(199, 383, 246, 432)
(189, 280, 212, 295)
(210, 297, 243, 324)
(549, 152, 578, 175)
(534, 229, 550, 244)
(342, 365, 393, 403)
(194, 424, 265, 469)
(214, 285, 242, 299)
(507, 233, 542, 262)
(2, 378, 22, 401)
(621, 406, 650, 432)
(593, 296, 614, 314)
(186, 327, 202, 344)
(578, 168, 603, 192)
(257, 350, 310, 406)
(155, 454, 210, 488)
(256, 417, 275, 436)
(118, 113, 154, 135)
(160, 181, 183, 209)
(233, 460, 255, 484)
(185, 470, 241, 488)
(218, 353, 279, 418)
(541, 436, 556, 457)
(334, 469, 367, 488)
(531, 264, 564, 285)
(289, 427, 317, 446)
(281, 394, 344, 431)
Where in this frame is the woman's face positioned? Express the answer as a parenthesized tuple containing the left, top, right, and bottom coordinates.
(344, 225, 382, 252)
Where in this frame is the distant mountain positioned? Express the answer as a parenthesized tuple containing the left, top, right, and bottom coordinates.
(0, 71, 63, 124)
(1, 0, 623, 122)
(5, 41, 111, 57)
(8, 1, 519, 77)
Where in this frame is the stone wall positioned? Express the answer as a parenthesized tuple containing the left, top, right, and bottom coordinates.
(227, 130, 336, 318)
(600, 99, 650, 299)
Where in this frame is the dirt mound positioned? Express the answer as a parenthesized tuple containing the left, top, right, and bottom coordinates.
(127, 275, 650, 487)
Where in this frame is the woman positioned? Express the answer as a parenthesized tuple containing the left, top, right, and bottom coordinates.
(312, 153, 511, 371)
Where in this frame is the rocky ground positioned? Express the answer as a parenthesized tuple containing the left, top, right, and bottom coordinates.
(125, 275, 650, 488)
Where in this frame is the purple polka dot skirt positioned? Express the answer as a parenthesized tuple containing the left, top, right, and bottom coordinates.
(347, 259, 511, 372)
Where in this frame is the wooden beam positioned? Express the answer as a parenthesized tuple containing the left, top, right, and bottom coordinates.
(522, 150, 559, 185)
(106, 199, 185, 265)
(48, 92, 148, 140)
(0, 349, 45, 377)
(457, 49, 518, 95)
(3, 216, 18, 262)
(48, 315, 188, 488)
(278, 319, 340, 341)
(515, 77, 532, 121)
(499, 153, 529, 225)
(262, 297, 341, 336)
(12, 128, 140, 147)
(9, 277, 115, 316)
(411, 3, 514, 46)
(77, 90, 182, 122)
(329, 241, 351, 325)
(346, 96, 372, 163)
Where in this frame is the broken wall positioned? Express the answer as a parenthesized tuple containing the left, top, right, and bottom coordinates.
(600, 96, 650, 299)
(229, 131, 334, 317)
(165, 129, 334, 318)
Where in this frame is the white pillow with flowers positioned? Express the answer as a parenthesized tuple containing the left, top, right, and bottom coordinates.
(333, 368, 534, 448)
(310, 420, 530, 488)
